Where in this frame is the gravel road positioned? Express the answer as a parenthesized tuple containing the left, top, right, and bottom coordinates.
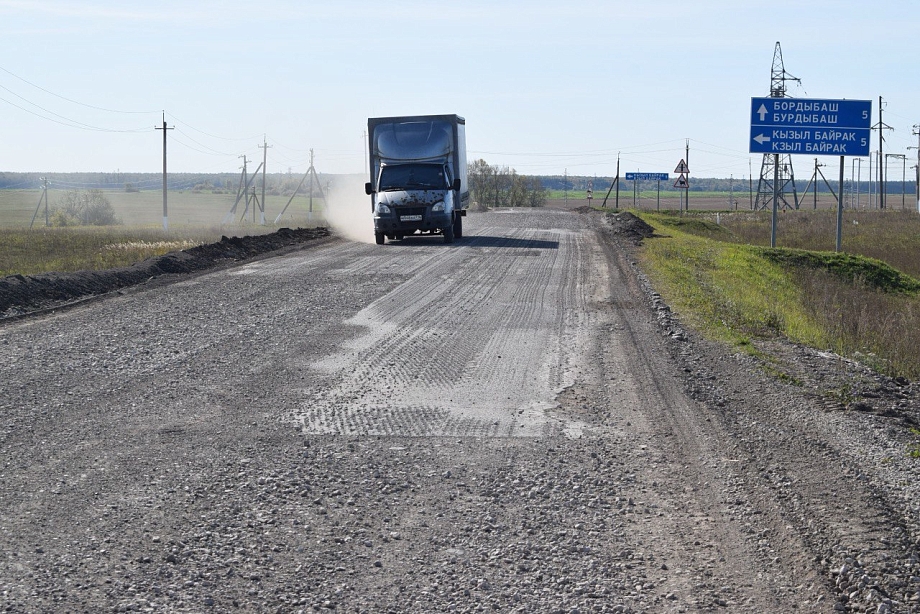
(1, 209, 919, 613)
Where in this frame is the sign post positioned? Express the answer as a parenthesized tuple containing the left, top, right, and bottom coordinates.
(674, 159, 689, 211)
(625, 173, 669, 211)
(749, 97, 872, 250)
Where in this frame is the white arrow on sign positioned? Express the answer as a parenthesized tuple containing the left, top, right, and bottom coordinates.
(757, 104, 768, 121)
(753, 134, 771, 145)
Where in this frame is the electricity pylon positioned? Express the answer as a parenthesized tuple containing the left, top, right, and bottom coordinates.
(754, 42, 800, 211)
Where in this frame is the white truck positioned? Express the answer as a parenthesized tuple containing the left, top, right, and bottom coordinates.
(365, 114, 468, 244)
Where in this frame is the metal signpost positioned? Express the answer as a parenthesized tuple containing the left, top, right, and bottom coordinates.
(673, 160, 689, 211)
(749, 97, 872, 250)
(625, 173, 669, 210)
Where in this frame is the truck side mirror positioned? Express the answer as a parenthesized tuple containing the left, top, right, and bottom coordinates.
(365, 182, 375, 195)
(452, 178, 461, 191)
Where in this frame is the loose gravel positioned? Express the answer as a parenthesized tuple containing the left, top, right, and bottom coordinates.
(0, 210, 917, 613)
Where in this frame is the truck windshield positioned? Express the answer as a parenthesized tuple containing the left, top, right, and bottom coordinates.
(378, 164, 448, 191)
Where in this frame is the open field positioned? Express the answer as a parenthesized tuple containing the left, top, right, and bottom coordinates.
(0, 189, 328, 276)
(0, 189, 327, 229)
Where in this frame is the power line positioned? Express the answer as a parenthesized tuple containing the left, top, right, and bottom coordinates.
(0, 91, 151, 133)
(165, 112, 262, 142)
(0, 64, 157, 114)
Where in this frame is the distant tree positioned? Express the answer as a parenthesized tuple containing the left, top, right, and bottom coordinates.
(525, 176, 547, 207)
(468, 159, 493, 205)
(467, 160, 544, 208)
(52, 189, 120, 226)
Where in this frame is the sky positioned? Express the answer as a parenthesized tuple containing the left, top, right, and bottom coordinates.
(1, 0, 919, 182)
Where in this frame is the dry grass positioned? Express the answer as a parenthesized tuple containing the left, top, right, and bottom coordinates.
(719, 209, 920, 278)
(639, 209, 920, 379)
(0, 227, 235, 277)
(796, 269, 920, 377)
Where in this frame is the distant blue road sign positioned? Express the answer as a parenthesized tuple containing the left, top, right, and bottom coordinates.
(749, 97, 871, 156)
(625, 172, 669, 181)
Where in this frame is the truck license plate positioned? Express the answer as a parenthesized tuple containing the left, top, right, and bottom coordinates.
(400, 214, 423, 222)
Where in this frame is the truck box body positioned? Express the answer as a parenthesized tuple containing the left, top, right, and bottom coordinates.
(366, 114, 468, 244)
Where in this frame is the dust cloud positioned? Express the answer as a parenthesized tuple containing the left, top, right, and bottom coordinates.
(325, 174, 373, 244)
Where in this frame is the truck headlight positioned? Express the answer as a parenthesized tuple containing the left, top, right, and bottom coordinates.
(431, 201, 445, 212)
(376, 203, 391, 215)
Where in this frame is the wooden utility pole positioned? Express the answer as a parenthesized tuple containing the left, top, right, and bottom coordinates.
(259, 136, 272, 225)
(223, 156, 263, 224)
(685, 139, 690, 212)
(29, 177, 49, 230)
(155, 112, 173, 231)
(910, 125, 920, 212)
(309, 149, 316, 216)
(873, 96, 893, 209)
(274, 152, 326, 223)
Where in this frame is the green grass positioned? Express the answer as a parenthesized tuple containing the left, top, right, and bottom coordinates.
(637, 210, 920, 378)
(638, 212, 826, 347)
(758, 248, 920, 294)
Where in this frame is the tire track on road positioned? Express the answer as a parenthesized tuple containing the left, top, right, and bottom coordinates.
(299, 223, 590, 437)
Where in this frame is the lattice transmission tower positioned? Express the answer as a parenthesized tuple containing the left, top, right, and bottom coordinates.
(754, 42, 800, 211)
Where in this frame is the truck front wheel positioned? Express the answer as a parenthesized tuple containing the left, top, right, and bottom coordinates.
(443, 217, 455, 244)
(453, 213, 463, 239)
(375, 232, 385, 245)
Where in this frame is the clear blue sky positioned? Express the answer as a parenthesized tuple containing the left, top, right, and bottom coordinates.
(1, 0, 918, 181)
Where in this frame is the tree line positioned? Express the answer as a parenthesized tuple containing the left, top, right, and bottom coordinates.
(468, 159, 547, 208)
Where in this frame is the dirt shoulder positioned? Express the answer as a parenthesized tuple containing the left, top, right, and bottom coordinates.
(609, 210, 920, 613)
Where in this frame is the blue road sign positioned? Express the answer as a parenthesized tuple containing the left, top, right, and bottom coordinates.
(625, 172, 669, 181)
(749, 97, 871, 156)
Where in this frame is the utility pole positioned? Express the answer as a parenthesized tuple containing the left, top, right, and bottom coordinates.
(274, 154, 325, 224)
(685, 139, 690, 212)
(29, 177, 49, 230)
(564, 168, 568, 206)
(856, 158, 862, 209)
(869, 154, 874, 208)
(601, 155, 620, 209)
(887, 154, 907, 209)
(813, 158, 823, 209)
(309, 149, 316, 216)
(851, 158, 856, 208)
(910, 125, 920, 212)
(729, 174, 734, 209)
(155, 112, 174, 232)
(749, 159, 754, 210)
(259, 136, 271, 225)
(873, 96, 893, 209)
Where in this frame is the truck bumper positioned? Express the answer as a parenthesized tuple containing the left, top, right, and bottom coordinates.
(374, 210, 452, 234)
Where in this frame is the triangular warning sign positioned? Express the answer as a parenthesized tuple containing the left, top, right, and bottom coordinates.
(674, 159, 689, 174)
(674, 174, 689, 189)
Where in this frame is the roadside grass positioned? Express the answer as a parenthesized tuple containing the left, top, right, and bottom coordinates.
(1, 226, 235, 277)
(637, 210, 920, 379)
(1, 190, 328, 276)
(718, 208, 920, 279)
(637, 212, 826, 348)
